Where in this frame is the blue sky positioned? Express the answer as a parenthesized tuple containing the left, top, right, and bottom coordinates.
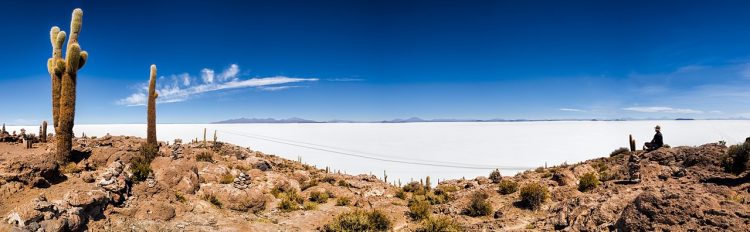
(2, 0, 750, 124)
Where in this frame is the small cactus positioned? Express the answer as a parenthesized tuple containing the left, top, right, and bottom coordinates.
(146, 65, 158, 147)
(425, 176, 431, 191)
(39, 121, 48, 143)
(629, 134, 636, 152)
(383, 170, 388, 183)
(203, 128, 207, 147)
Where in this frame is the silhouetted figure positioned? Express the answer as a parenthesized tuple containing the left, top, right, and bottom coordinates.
(643, 125, 663, 151)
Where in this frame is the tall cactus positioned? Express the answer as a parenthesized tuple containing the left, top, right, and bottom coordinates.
(147, 65, 158, 147)
(47, 8, 88, 163)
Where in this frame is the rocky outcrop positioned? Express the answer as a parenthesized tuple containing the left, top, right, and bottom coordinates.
(615, 189, 738, 231)
(6, 191, 108, 232)
(0, 155, 62, 188)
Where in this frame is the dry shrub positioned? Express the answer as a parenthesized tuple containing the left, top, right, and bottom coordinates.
(463, 191, 492, 217)
(321, 210, 391, 232)
(519, 183, 549, 210)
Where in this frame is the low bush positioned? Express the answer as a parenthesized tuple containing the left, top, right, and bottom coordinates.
(303, 201, 319, 210)
(610, 147, 630, 157)
(578, 172, 600, 192)
(403, 181, 425, 193)
(336, 196, 351, 206)
(519, 183, 549, 210)
(722, 142, 750, 175)
(408, 196, 432, 220)
(220, 172, 234, 184)
(415, 215, 463, 232)
(337, 179, 352, 188)
(139, 142, 159, 161)
(464, 191, 492, 217)
(424, 191, 448, 205)
(489, 169, 503, 184)
(498, 179, 519, 195)
(195, 151, 214, 162)
(395, 189, 407, 200)
(436, 184, 458, 193)
(309, 191, 330, 203)
(321, 176, 337, 184)
(278, 197, 300, 212)
(271, 181, 296, 198)
(321, 210, 391, 232)
(202, 194, 222, 208)
(130, 157, 152, 182)
(301, 179, 319, 191)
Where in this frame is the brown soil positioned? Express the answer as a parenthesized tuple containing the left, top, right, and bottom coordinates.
(1, 136, 749, 231)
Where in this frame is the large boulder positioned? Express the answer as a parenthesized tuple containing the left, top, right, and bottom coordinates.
(151, 157, 200, 194)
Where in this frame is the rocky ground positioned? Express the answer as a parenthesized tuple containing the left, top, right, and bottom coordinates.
(1, 135, 749, 231)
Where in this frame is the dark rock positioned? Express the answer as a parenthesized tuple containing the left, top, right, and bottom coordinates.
(254, 161, 272, 171)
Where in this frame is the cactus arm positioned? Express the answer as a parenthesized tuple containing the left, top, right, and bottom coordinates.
(68, 8, 82, 46)
(50, 27, 60, 57)
(65, 44, 81, 74)
(54, 31, 66, 59)
(78, 51, 88, 70)
(47, 58, 55, 76)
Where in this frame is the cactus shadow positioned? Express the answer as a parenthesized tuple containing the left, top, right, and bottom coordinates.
(70, 149, 91, 163)
(702, 173, 750, 186)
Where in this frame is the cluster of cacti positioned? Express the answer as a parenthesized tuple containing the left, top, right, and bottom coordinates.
(48, 9, 88, 163)
(146, 65, 158, 147)
(39, 121, 48, 143)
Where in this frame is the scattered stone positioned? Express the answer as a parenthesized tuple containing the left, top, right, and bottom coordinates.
(254, 160, 272, 171)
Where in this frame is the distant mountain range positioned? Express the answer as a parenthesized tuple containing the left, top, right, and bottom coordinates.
(211, 117, 719, 124)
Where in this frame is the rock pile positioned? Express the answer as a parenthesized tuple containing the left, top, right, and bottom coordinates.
(96, 159, 131, 204)
(233, 172, 251, 190)
(627, 152, 641, 182)
(171, 139, 183, 159)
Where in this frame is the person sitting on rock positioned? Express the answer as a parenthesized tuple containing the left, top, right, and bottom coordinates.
(643, 125, 663, 151)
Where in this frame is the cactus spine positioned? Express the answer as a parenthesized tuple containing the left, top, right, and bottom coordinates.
(48, 9, 88, 163)
(147, 65, 158, 147)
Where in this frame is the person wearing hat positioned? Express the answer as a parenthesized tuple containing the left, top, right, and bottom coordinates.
(643, 125, 663, 151)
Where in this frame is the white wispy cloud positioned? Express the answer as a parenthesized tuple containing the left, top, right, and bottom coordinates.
(559, 108, 587, 112)
(622, 106, 703, 114)
(117, 64, 317, 106)
(258, 86, 300, 91)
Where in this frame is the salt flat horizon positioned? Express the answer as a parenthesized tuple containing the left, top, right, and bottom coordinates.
(6, 120, 749, 184)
